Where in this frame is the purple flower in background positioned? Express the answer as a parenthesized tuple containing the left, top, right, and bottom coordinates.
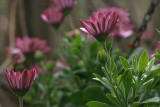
(79, 12, 119, 43)
(41, 8, 65, 29)
(6, 47, 25, 63)
(6, 68, 36, 97)
(51, 0, 75, 15)
(54, 56, 70, 73)
(94, 7, 134, 38)
(15, 36, 50, 55)
(141, 30, 154, 41)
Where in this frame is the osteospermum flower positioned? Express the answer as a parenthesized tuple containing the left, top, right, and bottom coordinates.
(41, 8, 65, 29)
(6, 68, 36, 97)
(94, 7, 134, 38)
(15, 36, 50, 55)
(79, 12, 119, 43)
(51, 0, 75, 15)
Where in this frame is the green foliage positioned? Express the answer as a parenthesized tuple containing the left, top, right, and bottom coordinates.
(23, 34, 160, 107)
(93, 50, 160, 107)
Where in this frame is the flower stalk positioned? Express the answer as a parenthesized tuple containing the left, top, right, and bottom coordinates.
(19, 97, 23, 107)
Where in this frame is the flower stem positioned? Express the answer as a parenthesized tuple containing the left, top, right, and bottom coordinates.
(19, 97, 23, 107)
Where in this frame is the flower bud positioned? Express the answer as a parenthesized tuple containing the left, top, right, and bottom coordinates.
(97, 48, 108, 65)
(46, 62, 56, 71)
(34, 51, 43, 61)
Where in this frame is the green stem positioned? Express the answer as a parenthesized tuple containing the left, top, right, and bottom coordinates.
(19, 97, 23, 107)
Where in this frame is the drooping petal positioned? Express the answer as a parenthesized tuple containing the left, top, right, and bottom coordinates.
(79, 19, 95, 35)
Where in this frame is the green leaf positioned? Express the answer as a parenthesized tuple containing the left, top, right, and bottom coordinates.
(93, 73, 110, 87)
(132, 55, 138, 72)
(146, 57, 155, 72)
(87, 101, 111, 107)
(128, 47, 143, 62)
(142, 67, 160, 84)
(153, 54, 160, 60)
(70, 91, 85, 105)
(138, 50, 148, 72)
(83, 86, 113, 106)
(122, 70, 132, 98)
(156, 49, 160, 54)
(132, 83, 138, 98)
(110, 59, 118, 84)
(142, 97, 160, 105)
(106, 94, 120, 106)
(140, 76, 160, 101)
(119, 56, 130, 70)
(93, 77, 112, 92)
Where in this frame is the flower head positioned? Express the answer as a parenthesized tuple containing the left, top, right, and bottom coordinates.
(15, 36, 50, 55)
(51, 0, 75, 15)
(6, 68, 36, 97)
(94, 7, 134, 38)
(79, 11, 119, 43)
(41, 8, 65, 29)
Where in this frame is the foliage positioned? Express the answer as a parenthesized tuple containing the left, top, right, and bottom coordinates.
(90, 48, 160, 107)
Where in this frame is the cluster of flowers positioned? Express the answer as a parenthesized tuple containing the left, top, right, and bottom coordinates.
(41, 0, 76, 29)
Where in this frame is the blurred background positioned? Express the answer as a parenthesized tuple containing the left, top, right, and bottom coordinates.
(0, 0, 160, 107)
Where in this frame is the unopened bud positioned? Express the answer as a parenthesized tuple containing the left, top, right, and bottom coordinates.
(97, 48, 108, 65)
(34, 51, 43, 61)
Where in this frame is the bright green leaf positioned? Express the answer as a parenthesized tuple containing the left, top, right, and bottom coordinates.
(142, 67, 160, 84)
(132, 55, 138, 73)
(122, 70, 132, 98)
(146, 57, 155, 72)
(153, 54, 160, 60)
(110, 59, 118, 84)
(140, 76, 160, 101)
(156, 49, 160, 54)
(119, 56, 130, 70)
(138, 50, 148, 72)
